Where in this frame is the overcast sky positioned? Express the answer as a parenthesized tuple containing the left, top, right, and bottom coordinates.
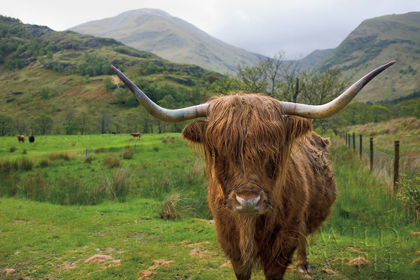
(2, 0, 420, 59)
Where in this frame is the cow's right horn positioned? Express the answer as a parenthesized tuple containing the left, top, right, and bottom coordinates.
(111, 66, 209, 122)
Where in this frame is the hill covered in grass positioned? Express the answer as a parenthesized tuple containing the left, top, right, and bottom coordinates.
(316, 12, 420, 102)
(0, 15, 219, 135)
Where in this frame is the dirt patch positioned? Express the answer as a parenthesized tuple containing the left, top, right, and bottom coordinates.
(138, 259, 174, 280)
(348, 257, 368, 266)
(411, 232, 420, 236)
(4, 268, 15, 275)
(63, 260, 80, 271)
(85, 254, 112, 263)
(187, 242, 210, 261)
(321, 268, 335, 275)
(220, 260, 232, 268)
(413, 258, 420, 264)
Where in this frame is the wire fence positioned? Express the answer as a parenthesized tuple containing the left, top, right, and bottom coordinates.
(340, 131, 420, 193)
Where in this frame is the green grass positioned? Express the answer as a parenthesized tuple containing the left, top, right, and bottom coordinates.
(0, 134, 419, 279)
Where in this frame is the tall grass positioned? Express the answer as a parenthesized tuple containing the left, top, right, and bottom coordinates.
(328, 144, 415, 229)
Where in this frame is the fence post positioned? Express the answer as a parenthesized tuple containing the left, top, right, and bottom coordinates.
(359, 135, 362, 159)
(348, 134, 351, 148)
(352, 132, 356, 150)
(393, 141, 400, 193)
(345, 132, 347, 144)
(370, 137, 374, 171)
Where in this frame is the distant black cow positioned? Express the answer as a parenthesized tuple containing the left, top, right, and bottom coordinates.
(29, 135, 35, 143)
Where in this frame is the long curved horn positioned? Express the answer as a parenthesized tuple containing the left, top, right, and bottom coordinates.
(111, 66, 208, 122)
(281, 60, 395, 119)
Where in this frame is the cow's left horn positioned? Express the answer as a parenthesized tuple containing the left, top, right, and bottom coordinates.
(281, 60, 395, 119)
(111, 66, 208, 122)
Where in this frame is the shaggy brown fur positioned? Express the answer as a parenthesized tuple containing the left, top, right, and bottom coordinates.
(182, 94, 337, 280)
(17, 135, 25, 143)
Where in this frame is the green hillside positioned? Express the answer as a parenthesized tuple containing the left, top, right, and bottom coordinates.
(0, 16, 219, 135)
(316, 12, 420, 102)
(70, 9, 261, 75)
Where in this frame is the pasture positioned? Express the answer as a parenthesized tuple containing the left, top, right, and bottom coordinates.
(1, 133, 420, 279)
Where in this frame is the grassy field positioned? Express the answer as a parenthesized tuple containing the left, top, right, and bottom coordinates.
(1, 133, 420, 279)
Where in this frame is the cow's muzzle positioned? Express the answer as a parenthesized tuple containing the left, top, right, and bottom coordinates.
(229, 190, 270, 214)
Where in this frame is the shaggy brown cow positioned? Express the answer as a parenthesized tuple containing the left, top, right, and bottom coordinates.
(130, 132, 141, 138)
(17, 135, 25, 143)
(111, 61, 395, 279)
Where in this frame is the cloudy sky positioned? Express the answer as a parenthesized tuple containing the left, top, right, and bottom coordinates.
(2, 0, 420, 58)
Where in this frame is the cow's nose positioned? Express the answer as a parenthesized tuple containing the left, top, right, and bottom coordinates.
(234, 192, 263, 213)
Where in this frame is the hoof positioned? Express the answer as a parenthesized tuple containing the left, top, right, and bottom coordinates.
(298, 264, 312, 274)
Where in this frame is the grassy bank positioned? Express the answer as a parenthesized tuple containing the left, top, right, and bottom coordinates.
(0, 134, 419, 279)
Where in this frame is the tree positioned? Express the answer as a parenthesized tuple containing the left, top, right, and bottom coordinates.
(103, 77, 113, 92)
(15, 118, 26, 135)
(75, 111, 90, 135)
(34, 114, 53, 135)
(0, 114, 14, 136)
(98, 110, 112, 133)
(113, 88, 128, 104)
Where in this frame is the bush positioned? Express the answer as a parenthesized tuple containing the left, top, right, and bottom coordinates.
(39, 160, 49, 168)
(10, 146, 16, 153)
(48, 153, 70, 161)
(22, 149, 27, 154)
(85, 155, 93, 164)
(0, 160, 11, 172)
(122, 147, 134, 159)
(160, 193, 181, 220)
(100, 168, 130, 201)
(103, 155, 120, 168)
(397, 175, 420, 220)
(20, 157, 33, 171)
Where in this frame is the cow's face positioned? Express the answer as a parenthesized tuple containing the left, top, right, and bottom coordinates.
(182, 95, 312, 215)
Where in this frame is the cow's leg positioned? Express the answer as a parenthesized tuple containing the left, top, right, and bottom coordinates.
(230, 258, 251, 280)
(262, 243, 296, 280)
(296, 222, 311, 273)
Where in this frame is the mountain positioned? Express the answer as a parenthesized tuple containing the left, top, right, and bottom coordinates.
(294, 49, 333, 71)
(316, 12, 420, 102)
(70, 9, 262, 75)
(0, 15, 218, 135)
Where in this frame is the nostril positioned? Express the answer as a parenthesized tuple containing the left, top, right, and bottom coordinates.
(235, 194, 260, 207)
(235, 194, 261, 212)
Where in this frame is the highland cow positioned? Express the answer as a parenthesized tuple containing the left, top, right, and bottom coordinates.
(17, 135, 25, 143)
(130, 132, 141, 138)
(111, 61, 395, 279)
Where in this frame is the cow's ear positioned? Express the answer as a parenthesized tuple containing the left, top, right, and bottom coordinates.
(182, 120, 207, 143)
(286, 115, 313, 139)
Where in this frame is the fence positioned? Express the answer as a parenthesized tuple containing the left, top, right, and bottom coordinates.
(340, 131, 420, 193)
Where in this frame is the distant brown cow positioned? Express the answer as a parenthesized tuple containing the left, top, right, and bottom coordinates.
(17, 135, 25, 143)
(111, 61, 395, 279)
(130, 132, 141, 138)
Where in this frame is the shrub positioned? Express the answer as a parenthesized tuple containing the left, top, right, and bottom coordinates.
(39, 160, 49, 168)
(100, 168, 130, 201)
(95, 147, 105, 153)
(397, 175, 420, 220)
(22, 149, 27, 154)
(0, 160, 11, 172)
(122, 147, 134, 159)
(103, 155, 120, 168)
(20, 157, 33, 171)
(85, 155, 93, 164)
(160, 193, 181, 220)
(10, 146, 17, 153)
(48, 153, 70, 161)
